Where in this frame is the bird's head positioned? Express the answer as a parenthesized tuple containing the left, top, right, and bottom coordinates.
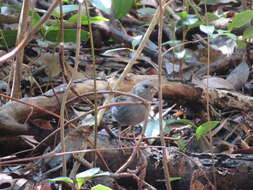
(132, 80, 158, 101)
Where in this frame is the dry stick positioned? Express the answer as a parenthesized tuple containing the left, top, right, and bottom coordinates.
(175, 150, 214, 189)
(69, 1, 99, 178)
(58, 0, 67, 83)
(206, 12, 217, 190)
(84, 0, 98, 167)
(96, 5, 161, 126)
(0, 0, 60, 65)
(165, 4, 180, 21)
(59, 0, 83, 176)
(58, 0, 68, 176)
(162, 38, 203, 57)
(0, 93, 61, 119)
(158, 1, 172, 189)
(193, 1, 216, 188)
(59, 55, 68, 176)
(85, 138, 113, 172)
(70, 143, 89, 178)
(11, 0, 30, 98)
(116, 104, 150, 173)
(0, 145, 166, 166)
(67, 92, 151, 174)
(34, 91, 151, 153)
(66, 90, 149, 126)
(201, 1, 216, 188)
(96, 4, 162, 174)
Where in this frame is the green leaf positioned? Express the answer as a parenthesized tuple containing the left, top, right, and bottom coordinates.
(76, 177, 86, 189)
(90, 0, 112, 15)
(243, 25, 253, 40)
(217, 30, 237, 40)
(210, 29, 237, 41)
(204, 12, 219, 23)
(68, 15, 108, 25)
(111, 0, 135, 18)
(200, 0, 237, 5)
(195, 121, 219, 140)
(137, 7, 156, 17)
(44, 29, 89, 42)
(237, 40, 247, 49)
(131, 35, 142, 49)
(156, 177, 182, 182)
(228, 10, 253, 31)
(31, 12, 41, 27)
(188, 20, 203, 30)
(182, 14, 199, 25)
(177, 11, 188, 20)
(144, 119, 164, 138)
(53, 5, 79, 17)
(162, 40, 182, 46)
(76, 168, 101, 179)
(144, 118, 196, 139)
(76, 168, 101, 189)
(200, 25, 215, 35)
(176, 12, 200, 30)
(94, 171, 111, 177)
(169, 177, 182, 182)
(199, 0, 219, 5)
(91, 184, 113, 190)
(0, 3, 21, 11)
(49, 177, 74, 184)
(34, 8, 47, 14)
(0, 30, 17, 47)
(176, 139, 188, 151)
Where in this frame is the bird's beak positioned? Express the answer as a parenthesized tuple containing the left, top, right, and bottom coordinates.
(151, 86, 158, 96)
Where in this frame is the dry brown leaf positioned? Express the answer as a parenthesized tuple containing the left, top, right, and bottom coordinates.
(226, 62, 249, 90)
(198, 77, 235, 90)
(41, 53, 61, 78)
(63, 63, 86, 80)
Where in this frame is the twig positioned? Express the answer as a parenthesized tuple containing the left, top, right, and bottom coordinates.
(66, 90, 149, 126)
(158, 0, 172, 189)
(59, 0, 83, 176)
(84, 0, 98, 167)
(0, 145, 166, 166)
(115, 103, 150, 173)
(96, 3, 162, 125)
(11, 0, 30, 98)
(58, 0, 68, 176)
(0, 0, 61, 65)
(0, 93, 61, 119)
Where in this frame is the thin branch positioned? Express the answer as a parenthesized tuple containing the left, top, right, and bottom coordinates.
(0, 0, 60, 65)
(158, 0, 172, 189)
(11, 0, 30, 98)
(96, 4, 162, 126)
(58, 0, 67, 176)
(84, 0, 98, 167)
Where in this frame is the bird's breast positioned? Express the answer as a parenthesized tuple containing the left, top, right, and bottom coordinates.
(112, 104, 147, 125)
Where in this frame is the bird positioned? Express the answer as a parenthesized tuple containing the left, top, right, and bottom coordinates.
(111, 80, 158, 126)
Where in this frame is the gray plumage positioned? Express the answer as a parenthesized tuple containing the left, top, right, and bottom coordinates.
(111, 80, 157, 126)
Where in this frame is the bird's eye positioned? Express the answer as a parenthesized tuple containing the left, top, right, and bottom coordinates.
(143, 85, 148, 88)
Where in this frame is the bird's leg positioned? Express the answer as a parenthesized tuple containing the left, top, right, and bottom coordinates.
(99, 121, 117, 138)
(120, 125, 133, 137)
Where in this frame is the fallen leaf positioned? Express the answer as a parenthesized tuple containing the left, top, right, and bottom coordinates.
(226, 62, 249, 90)
(198, 77, 235, 90)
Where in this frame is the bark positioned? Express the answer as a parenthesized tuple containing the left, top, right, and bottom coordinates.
(0, 75, 252, 135)
(44, 128, 253, 190)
